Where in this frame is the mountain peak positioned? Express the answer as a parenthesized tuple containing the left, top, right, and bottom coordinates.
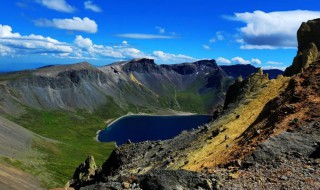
(122, 58, 158, 73)
(128, 58, 155, 65)
(193, 59, 217, 66)
(297, 18, 320, 51)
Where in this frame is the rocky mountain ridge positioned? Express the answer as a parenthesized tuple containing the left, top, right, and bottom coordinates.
(0, 59, 281, 115)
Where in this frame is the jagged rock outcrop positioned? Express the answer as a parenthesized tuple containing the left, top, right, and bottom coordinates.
(297, 18, 320, 51)
(69, 155, 97, 189)
(223, 69, 269, 109)
(284, 18, 320, 76)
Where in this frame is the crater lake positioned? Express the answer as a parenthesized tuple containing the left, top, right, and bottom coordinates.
(98, 114, 212, 145)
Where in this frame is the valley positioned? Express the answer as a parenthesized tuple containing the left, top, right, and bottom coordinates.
(0, 58, 280, 188)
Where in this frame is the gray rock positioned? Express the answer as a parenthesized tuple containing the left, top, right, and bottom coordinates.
(245, 122, 320, 165)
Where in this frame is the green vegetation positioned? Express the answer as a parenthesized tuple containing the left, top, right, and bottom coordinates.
(176, 92, 206, 113)
(8, 104, 123, 188)
(0, 71, 33, 82)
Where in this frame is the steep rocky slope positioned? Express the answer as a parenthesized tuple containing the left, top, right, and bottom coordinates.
(0, 164, 43, 190)
(0, 116, 33, 158)
(69, 19, 320, 190)
(0, 115, 56, 189)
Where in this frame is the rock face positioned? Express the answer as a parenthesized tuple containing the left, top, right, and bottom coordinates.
(69, 155, 97, 189)
(245, 122, 320, 165)
(297, 18, 320, 51)
(139, 170, 218, 190)
(284, 18, 320, 76)
(223, 69, 269, 109)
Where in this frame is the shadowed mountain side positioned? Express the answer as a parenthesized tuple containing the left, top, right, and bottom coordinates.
(220, 65, 283, 79)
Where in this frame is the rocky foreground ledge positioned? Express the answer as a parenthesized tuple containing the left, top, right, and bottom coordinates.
(69, 124, 319, 190)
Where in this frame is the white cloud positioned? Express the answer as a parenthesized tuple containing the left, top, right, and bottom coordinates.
(73, 36, 151, 59)
(0, 24, 199, 64)
(251, 58, 262, 65)
(84, 1, 102, 12)
(37, 0, 75, 13)
(233, 10, 320, 49)
(0, 24, 72, 56)
(155, 26, 165, 34)
(262, 66, 287, 71)
(0, 44, 14, 56)
(231, 57, 251, 65)
(35, 17, 98, 33)
(216, 32, 224, 41)
(216, 56, 261, 65)
(209, 31, 225, 43)
(202, 44, 211, 50)
(153, 51, 197, 63)
(216, 57, 231, 65)
(266, 61, 283, 65)
(74, 35, 94, 52)
(116, 33, 175, 39)
(239, 45, 277, 50)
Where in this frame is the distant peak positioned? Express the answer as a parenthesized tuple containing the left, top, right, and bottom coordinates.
(72, 61, 93, 68)
(128, 58, 155, 65)
(34, 61, 96, 77)
(193, 59, 218, 67)
(122, 58, 158, 73)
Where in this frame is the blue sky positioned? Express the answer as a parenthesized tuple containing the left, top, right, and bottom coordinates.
(0, 0, 320, 71)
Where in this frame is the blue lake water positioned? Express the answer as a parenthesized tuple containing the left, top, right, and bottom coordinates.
(98, 115, 212, 145)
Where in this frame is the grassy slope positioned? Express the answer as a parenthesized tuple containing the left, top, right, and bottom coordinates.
(7, 103, 124, 188)
(172, 75, 290, 171)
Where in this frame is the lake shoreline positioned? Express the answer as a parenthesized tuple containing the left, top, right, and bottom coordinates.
(95, 110, 211, 143)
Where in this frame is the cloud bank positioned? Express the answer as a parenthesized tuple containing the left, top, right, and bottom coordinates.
(116, 33, 175, 39)
(216, 56, 261, 65)
(232, 10, 320, 49)
(37, 0, 75, 13)
(34, 17, 98, 33)
(0, 24, 197, 63)
(84, 1, 102, 12)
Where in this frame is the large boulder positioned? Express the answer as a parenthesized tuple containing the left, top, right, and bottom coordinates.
(284, 18, 320, 76)
(69, 155, 97, 189)
(297, 18, 320, 51)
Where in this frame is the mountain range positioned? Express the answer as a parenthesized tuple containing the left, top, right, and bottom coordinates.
(0, 58, 281, 116)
